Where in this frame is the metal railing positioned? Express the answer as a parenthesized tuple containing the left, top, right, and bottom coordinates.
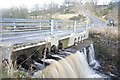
(0, 18, 88, 34)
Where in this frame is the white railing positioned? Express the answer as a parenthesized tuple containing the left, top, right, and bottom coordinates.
(1, 18, 88, 34)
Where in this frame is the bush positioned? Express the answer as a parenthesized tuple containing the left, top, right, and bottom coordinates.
(69, 14, 85, 20)
(69, 16, 79, 20)
(64, 9, 75, 14)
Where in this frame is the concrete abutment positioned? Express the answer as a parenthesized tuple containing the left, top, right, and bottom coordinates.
(2, 30, 90, 65)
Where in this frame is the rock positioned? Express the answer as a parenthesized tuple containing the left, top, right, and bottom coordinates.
(90, 60, 101, 70)
(33, 61, 44, 70)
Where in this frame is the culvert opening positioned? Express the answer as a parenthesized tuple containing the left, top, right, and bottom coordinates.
(58, 42, 63, 51)
(51, 45, 57, 54)
(78, 37, 80, 43)
(74, 38, 77, 46)
(16, 54, 29, 70)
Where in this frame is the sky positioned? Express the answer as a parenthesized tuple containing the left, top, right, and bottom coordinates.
(0, 0, 64, 9)
(0, 0, 119, 9)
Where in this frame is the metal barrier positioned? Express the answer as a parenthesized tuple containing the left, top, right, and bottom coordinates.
(0, 18, 88, 33)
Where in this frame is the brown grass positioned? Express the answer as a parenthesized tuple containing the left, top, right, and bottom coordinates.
(53, 13, 79, 20)
(90, 27, 118, 39)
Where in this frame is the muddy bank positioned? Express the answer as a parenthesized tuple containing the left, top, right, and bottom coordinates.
(89, 27, 120, 79)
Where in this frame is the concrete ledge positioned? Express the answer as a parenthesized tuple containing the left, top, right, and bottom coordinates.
(65, 39, 93, 51)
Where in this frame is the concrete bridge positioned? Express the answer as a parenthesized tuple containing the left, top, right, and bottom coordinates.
(0, 18, 90, 64)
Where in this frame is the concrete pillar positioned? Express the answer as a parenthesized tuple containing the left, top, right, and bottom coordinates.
(1, 46, 13, 61)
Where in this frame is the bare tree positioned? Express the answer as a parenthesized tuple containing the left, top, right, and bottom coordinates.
(2, 6, 29, 18)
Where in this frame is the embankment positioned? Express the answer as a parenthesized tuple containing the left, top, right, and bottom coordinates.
(89, 27, 120, 78)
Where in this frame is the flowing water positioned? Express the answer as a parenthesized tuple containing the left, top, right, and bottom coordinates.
(32, 44, 105, 78)
(88, 44, 101, 69)
(88, 44, 95, 64)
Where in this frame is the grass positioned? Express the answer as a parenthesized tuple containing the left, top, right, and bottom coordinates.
(52, 13, 79, 20)
(1, 60, 27, 78)
(90, 27, 119, 73)
(90, 27, 118, 40)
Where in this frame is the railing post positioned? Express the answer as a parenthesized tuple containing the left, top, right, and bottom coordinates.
(74, 20, 76, 32)
(85, 22, 87, 30)
(13, 21, 16, 31)
(50, 20, 54, 35)
(39, 22, 41, 30)
(86, 21, 89, 30)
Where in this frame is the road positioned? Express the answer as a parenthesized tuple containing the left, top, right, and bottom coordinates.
(85, 13, 107, 28)
(0, 27, 86, 46)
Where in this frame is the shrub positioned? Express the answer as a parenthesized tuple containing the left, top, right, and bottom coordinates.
(69, 14, 85, 20)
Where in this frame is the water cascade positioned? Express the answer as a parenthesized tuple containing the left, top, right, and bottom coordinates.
(88, 44, 101, 69)
(88, 44, 95, 64)
(33, 44, 103, 78)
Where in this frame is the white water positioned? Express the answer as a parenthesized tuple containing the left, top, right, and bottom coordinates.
(83, 48, 87, 60)
(33, 44, 103, 78)
(88, 44, 101, 69)
(88, 44, 95, 64)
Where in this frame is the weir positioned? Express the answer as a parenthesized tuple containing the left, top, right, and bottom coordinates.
(32, 44, 103, 78)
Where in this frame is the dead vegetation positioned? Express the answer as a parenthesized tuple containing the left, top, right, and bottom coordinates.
(90, 27, 118, 40)
(89, 27, 120, 76)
